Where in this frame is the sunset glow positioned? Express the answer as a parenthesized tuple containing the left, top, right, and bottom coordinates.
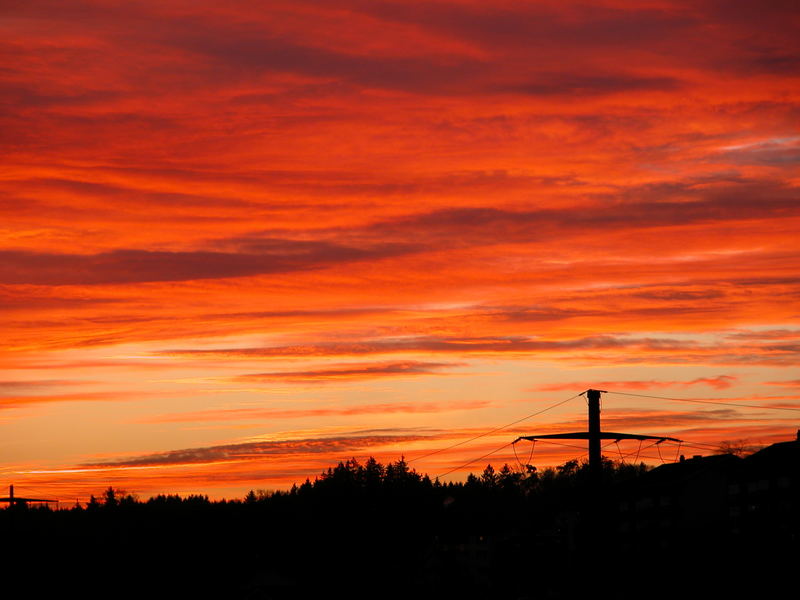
(2, 0, 799, 501)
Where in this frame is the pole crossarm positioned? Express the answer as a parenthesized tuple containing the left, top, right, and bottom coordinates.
(514, 432, 682, 444)
(513, 390, 683, 487)
(0, 484, 57, 505)
(0, 497, 55, 503)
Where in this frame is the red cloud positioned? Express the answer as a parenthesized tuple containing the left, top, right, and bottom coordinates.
(537, 376, 738, 391)
(230, 360, 461, 383)
(145, 399, 488, 424)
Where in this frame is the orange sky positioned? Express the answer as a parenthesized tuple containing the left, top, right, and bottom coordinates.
(2, 0, 799, 501)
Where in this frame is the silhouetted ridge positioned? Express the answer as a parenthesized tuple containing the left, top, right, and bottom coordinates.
(2, 441, 797, 599)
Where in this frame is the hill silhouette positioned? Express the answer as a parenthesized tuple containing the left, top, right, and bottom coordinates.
(1, 441, 796, 598)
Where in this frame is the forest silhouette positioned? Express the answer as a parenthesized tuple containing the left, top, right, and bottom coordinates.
(2, 449, 796, 599)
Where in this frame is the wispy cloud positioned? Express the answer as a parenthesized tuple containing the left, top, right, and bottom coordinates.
(536, 376, 738, 392)
(763, 379, 800, 388)
(0, 391, 139, 410)
(229, 360, 461, 383)
(159, 334, 694, 359)
(83, 432, 438, 468)
(144, 398, 489, 424)
(0, 241, 417, 285)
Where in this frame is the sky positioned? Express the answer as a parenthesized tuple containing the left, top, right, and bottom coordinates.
(2, 0, 799, 502)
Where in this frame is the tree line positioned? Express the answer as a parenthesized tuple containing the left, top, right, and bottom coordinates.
(1, 456, 651, 598)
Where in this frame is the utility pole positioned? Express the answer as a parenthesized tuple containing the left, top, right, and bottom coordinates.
(515, 389, 681, 487)
(0, 484, 57, 508)
(514, 389, 682, 549)
(587, 388, 601, 483)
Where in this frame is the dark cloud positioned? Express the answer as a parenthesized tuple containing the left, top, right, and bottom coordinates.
(725, 329, 800, 341)
(340, 0, 697, 50)
(2, 1, 699, 100)
(146, 399, 487, 424)
(232, 360, 461, 383)
(12, 177, 255, 211)
(504, 73, 682, 97)
(477, 305, 597, 322)
(718, 138, 800, 166)
(0, 81, 125, 110)
(571, 351, 800, 367)
(83, 432, 436, 467)
(751, 53, 800, 75)
(0, 240, 417, 285)
(0, 379, 84, 392)
(537, 375, 737, 392)
(5, 170, 579, 209)
(160, 334, 694, 359)
(201, 306, 396, 321)
(593, 408, 744, 430)
(12, 172, 796, 284)
(631, 289, 726, 301)
(172, 27, 486, 95)
(0, 289, 124, 311)
(334, 178, 800, 247)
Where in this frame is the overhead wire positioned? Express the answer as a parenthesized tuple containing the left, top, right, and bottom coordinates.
(409, 386, 767, 482)
(526, 438, 536, 465)
(673, 441, 683, 463)
(615, 439, 664, 462)
(7, 484, 58, 501)
(436, 432, 608, 479)
(679, 443, 723, 451)
(656, 441, 666, 464)
(410, 392, 582, 464)
(605, 390, 800, 413)
(437, 441, 514, 479)
(436, 432, 607, 480)
(450, 437, 687, 481)
(679, 440, 723, 448)
(435, 383, 784, 480)
(633, 439, 643, 463)
(512, 440, 526, 470)
(603, 389, 799, 459)
(524, 439, 590, 451)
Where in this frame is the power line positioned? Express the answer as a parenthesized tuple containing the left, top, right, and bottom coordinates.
(680, 442, 723, 450)
(437, 435, 714, 481)
(678, 440, 721, 447)
(678, 446, 718, 454)
(616, 439, 664, 462)
(606, 390, 800, 413)
(437, 441, 514, 479)
(410, 392, 582, 463)
(516, 439, 590, 451)
(435, 384, 789, 481)
(442, 436, 624, 480)
(2, 484, 59, 501)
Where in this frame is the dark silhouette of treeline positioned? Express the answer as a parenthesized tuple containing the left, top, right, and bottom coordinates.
(1, 449, 796, 599)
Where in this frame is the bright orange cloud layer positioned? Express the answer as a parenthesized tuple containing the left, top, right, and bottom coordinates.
(1, 0, 798, 502)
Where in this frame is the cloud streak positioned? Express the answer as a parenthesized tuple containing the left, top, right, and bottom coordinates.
(537, 376, 738, 392)
(83, 432, 437, 468)
(0, 241, 416, 285)
(230, 360, 461, 383)
(159, 334, 694, 359)
(145, 399, 489, 424)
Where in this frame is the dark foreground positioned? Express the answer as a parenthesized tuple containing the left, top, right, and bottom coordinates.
(2, 449, 797, 598)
